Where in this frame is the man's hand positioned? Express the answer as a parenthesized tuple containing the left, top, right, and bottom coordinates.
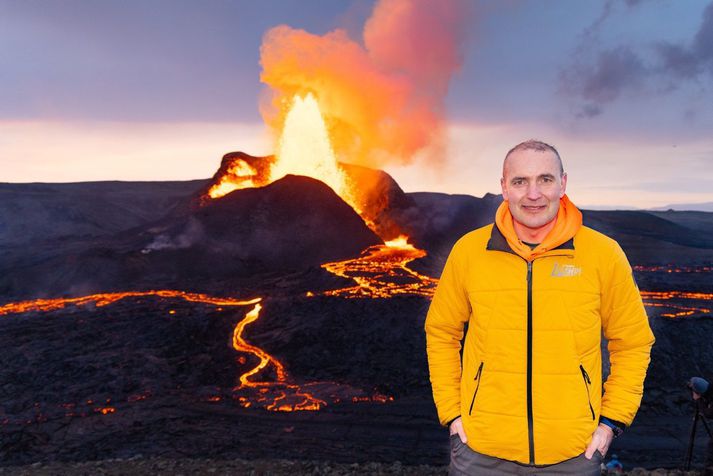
(585, 423, 613, 459)
(449, 417, 467, 444)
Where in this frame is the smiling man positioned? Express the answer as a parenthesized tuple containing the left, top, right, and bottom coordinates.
(425, 140, 655, 475)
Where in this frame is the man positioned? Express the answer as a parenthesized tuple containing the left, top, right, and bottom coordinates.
(425, 140, 655, 475)
(689, 377, 713, 471)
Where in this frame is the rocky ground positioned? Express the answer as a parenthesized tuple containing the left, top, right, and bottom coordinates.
(1, 271, 712, 473)
(0, 458, 710, 475)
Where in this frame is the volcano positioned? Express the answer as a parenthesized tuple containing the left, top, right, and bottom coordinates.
(0, 171, 380, 301)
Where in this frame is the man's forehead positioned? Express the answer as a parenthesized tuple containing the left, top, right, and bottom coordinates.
(503, 150, 561, 177)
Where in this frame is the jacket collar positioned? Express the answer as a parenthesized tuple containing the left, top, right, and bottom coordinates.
(487, 225, 574, 255)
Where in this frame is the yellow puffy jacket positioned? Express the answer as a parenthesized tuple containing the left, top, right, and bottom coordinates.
(425, 196, 654, 465)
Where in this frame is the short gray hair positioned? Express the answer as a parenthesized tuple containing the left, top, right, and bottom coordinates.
(504, 139, 564, 176)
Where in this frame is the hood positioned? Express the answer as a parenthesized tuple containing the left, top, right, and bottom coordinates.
(494, 194, 582, 261)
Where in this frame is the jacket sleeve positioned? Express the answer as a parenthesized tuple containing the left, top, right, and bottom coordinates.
(424, 240, 472, 427)
(599, 241, 655, 426)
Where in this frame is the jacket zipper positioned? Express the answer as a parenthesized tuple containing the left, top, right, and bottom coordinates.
(526, 261, 534, 465)
(493, 251, 574, 466)
(468, 362, 484, 416)
(579, 365, 595, 420)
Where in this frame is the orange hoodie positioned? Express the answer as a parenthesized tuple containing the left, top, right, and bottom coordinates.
(494, 194, 583, 261)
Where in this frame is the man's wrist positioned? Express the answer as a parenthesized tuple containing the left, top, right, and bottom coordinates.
(446, 415, 461, 428)
(599, 416, 625, 438)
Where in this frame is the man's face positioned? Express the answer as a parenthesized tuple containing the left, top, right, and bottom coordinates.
(501, 149, 567, 234)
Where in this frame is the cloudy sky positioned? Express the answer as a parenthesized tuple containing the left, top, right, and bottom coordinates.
(1, 0, 712, 208)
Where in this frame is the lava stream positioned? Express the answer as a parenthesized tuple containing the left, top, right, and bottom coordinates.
(231, 303, 325, 411)
(0, 291, 327, 412)
(639, 290, 713, 318)
(315, 235, 438, 298)
(0, 290, 260, 315)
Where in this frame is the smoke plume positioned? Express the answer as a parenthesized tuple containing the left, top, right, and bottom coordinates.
(259, 0, 468, 168)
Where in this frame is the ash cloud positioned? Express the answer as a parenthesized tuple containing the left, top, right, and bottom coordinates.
(560, 0, 713, 118)
(259, 0, 469, 168)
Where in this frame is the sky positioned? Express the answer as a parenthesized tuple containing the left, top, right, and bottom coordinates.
(1, 0, 712, 209)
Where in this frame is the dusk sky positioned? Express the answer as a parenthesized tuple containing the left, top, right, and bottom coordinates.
(2, 0, 712, 208)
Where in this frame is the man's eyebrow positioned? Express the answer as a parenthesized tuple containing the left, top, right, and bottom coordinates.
(539, 173, 556, 179)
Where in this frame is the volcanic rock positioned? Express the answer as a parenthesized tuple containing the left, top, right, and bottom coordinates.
(185, 151, 274, 212)
(340, 163, 417, 241)
(173, 173, 382, 269)
(401, 191, 502, 258)
(200, 152, 421, 242)
(0, 175, 380, 301)
(582, 210, 713, 265)
(0, 180, 207, 247)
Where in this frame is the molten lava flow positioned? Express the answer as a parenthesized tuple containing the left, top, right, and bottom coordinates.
(0, 291, 325, 412)
(231, 303, 325, 411)
(640, 290, 713, 318)
(208, 159, 260, 199)
(634, 265, 713, 273)
(0, 290, 261, 315)
(317, 235, 438, 298)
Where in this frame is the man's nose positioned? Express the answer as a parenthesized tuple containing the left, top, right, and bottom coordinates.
(526, 182, 542, 199)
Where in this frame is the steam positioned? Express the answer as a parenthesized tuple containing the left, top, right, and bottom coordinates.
(259, 0, 468, 168)
(142, 218, 205, 254)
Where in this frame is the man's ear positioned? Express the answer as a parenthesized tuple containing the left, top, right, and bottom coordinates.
(560, 172, 568, 197)
(501, 177, 508, 201)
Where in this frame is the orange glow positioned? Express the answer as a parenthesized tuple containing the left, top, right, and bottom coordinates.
(0, 290, 260, 316)
(352, 394, 394, 403)
(317, 237, 437, 298)
(208, 159, 260, 199)
(640, 291, 713, 301)
(640, 291, 712, 318)
(634, 265, 712, 273)
(259, 0, 466, 170)
(384, 234, 415, 250)
(0, 290, 338, 413)
(231, 303, 326, 411)
(127, 391, 151, 403)
(271, 93, 359, 213)
(202, 93, 362, 218)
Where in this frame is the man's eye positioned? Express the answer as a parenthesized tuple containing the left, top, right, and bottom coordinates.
(513, 180, 524, 186)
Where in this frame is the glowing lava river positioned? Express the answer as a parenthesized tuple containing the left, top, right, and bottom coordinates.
(0, 245, 710, 417)
(0, 237, 438, 415)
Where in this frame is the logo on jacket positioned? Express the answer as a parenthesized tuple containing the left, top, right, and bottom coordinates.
(551, 262, 582, 277)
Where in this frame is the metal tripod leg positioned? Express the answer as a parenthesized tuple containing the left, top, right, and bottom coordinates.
(701, 413, 712, 438)
(684, 406, 700, 471)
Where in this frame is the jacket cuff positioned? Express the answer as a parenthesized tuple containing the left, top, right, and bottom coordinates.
(600, 416, 626, 437)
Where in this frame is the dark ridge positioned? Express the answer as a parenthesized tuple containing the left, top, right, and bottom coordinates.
(0, 175, 380, 301)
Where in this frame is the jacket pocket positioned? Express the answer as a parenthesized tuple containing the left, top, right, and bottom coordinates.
(468, 362, 484, 416)
(579, 364, 595, 420)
